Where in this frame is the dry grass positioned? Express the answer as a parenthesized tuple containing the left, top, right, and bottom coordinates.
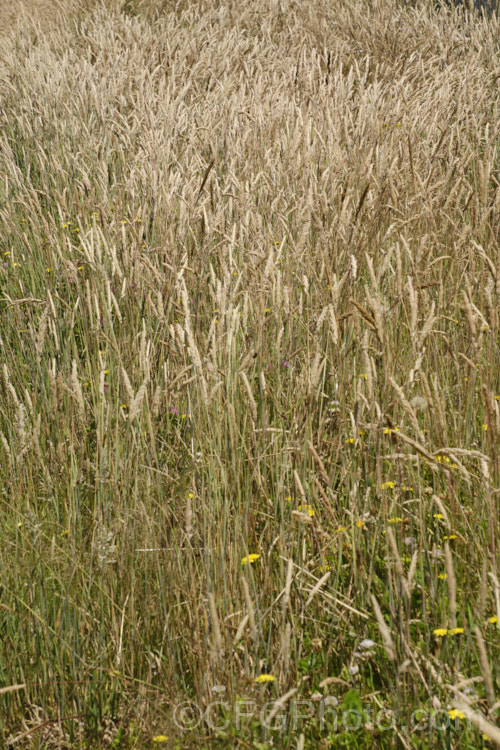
(0, 0, 499, 747)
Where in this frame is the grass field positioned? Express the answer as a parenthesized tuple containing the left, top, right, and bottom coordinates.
(0, 0, 499, 747)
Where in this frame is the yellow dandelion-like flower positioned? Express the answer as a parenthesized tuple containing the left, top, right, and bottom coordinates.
(384, 427, 399, 435)
(242, 554, 261, 566)
(448, 709, 466, 721)
(482, 424, 488, 431)
(433, 513, 444, 520)
(356, 520, 366, 528)
(359, 373, 368, 380)
(381, 481, 395, 490)
(336, 526, 348, 533)
(436, 455, 452, 463)
(443, 535, 457, 541)
(265, 307, 271, 313)
(437, 573, 448, 580)
(297, 504, 315, 517)
(188, 493, 194, 499)
(255, 674, 275, 683)
(320, 564, 332, 572)
(448, 627, 464, 635)
(388, 517, 403, 524)
(345, 437, 355, 444)
(433, 628, 448, 637)
(152, 736, 169, 743)
(487, 616, 498, 624)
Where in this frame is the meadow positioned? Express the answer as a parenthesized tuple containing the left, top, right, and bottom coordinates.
(0, 0, 499, 747)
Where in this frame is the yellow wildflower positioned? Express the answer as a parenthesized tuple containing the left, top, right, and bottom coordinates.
(388, 517, 403, 524)
(152, 737, 169, 743)
(297, 504, 316, 517)
(255, 674, 275, 683)
(433, 628, 448, 637)
(448, 627, 464, 635)
(448, 709, 466, 721)
(242, 554, 261, 565)
(488, 616, 498, 624)
(381, 481, 395, 490)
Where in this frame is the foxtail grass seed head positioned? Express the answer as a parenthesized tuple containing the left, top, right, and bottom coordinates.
(241, 575, 256, 639)
(371, 594, 396, 662)
(208, 592, 223, 654)
(445, 542, 457, 630)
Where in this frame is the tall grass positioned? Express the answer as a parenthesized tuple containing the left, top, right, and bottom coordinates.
(0, 0, 499, 747)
